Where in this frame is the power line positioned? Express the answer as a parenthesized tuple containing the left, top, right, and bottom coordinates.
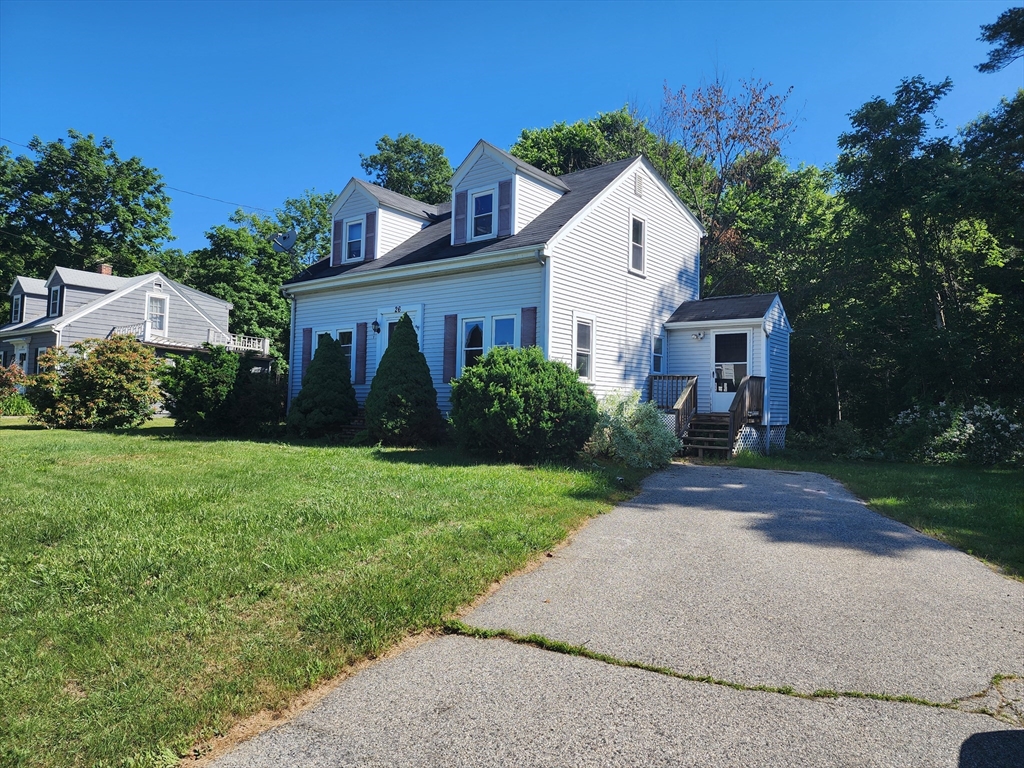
(0, 135, 273, 213)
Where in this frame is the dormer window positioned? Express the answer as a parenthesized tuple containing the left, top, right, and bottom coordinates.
(345, 217, 364, 261)
(11, 294, 21, 324)
(471, 190, 494, 240)
(48, 286, 61, 317)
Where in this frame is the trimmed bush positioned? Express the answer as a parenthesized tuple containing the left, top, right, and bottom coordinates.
(586, 390, 680, 469)
(26, 336, 161, 430)
(450, 345, 598, 464)
(364, 313, 443, 445)
(287, 336, 358, 438)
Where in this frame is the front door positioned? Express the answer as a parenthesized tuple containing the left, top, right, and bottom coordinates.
(712, 332, 748, 412)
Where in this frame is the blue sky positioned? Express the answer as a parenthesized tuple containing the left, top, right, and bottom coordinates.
(1, 0, 1021, 254)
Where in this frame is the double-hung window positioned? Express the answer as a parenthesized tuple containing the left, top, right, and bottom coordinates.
(630, 216, 645, 274)
(337, 329, 354, 373)
(345, 218, 364, 261)
(574, 316, 594, 380)
(470, 189, 494, 240)
(147, 295, 167, 333)
(463, 319, 484, 369)
(49, 286, 61, 317)
(652, 335, 664, 373)
(11, 295, 21, 324)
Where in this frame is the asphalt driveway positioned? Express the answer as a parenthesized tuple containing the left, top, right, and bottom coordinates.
(211, 464, 1024, 767)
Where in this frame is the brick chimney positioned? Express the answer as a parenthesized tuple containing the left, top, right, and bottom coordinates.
(97, 263, 113, 276)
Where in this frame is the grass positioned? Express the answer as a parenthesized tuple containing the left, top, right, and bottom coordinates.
(0, 417, 643, 767)
(733, 452, 1024, 580)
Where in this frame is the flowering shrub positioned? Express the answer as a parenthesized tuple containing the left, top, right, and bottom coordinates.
(586, 390, 680, 469)
(0, 361, 26, 399)
(886, 401, 1024, 467)
(26, 336, 162, 430)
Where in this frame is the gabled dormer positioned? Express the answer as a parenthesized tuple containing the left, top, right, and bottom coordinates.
(449, 140, 568, 246)
(7, 277, 47, 325)
(328, 179, 439, 267)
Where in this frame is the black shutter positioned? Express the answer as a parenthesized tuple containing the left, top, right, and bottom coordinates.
(498, 179, 512, 237)
(331, 221, 343, 266)
(301, 327, 312, 383)
(355, 322, 367, 385)
(365, 211, 377, 260)
(521, 307, 537, 348)
(443, 314, 458, 382)
(453, 191, 468, 245)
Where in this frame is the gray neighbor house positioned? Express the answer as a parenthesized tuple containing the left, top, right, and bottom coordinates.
(1, 264, 270, 372)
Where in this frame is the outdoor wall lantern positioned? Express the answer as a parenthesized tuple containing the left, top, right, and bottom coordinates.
(371, 320, 381, 334)
(691, 331, 705, 340)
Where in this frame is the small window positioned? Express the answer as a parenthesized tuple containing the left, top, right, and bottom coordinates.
(471, 191, 494, 239)
(34, 347, 47, 374)
(346, 220, 363, 261)
(337, 329, 354, 373)
(652, 335, 664, 373)
(630, 216, 645, 273)
(463, 319, 484, 369)
(575, 318, 593, 379)
(148, 295, 167, 333)
(492, 316, 515, 348)
(49, 286, 61, 316)
(11, 295, 21, 324)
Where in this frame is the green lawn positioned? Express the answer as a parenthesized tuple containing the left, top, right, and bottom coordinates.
(733, 453, 1024, 580)
(0, 418, 640, 767)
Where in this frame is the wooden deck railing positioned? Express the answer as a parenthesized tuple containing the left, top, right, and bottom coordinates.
(649, 374, 698, 436)
(728, 375, 765, 451)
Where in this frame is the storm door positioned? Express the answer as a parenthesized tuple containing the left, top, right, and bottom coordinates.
(712, 332, 749, 412)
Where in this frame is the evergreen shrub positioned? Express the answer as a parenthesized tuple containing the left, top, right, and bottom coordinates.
(162, 346, 285, 436)
(450, 345, 598, 464)
(364, 314, 443, 445)
(287, 336, 358, 438)
(586, 390, 680, 468)
(26, 336, 161, 429)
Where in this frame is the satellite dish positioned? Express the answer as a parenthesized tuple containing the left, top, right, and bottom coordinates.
(272, 228, 297, 253)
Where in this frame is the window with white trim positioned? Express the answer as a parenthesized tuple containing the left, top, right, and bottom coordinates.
(470, 189, 495, 240)
(458, 312, 519, 373)
(34, 347, 47, 374)
(147, 295, 168, 333)
(337, 329, 354, 374)
(11, 295, 21, 323)
(345, 218, 364, 261)
(574, 316, 594, 380)
(630, 215, 645, 273)
(49, 286, 61, 316)
(463, 318, 484, 369)
(652, 334, 664, 373)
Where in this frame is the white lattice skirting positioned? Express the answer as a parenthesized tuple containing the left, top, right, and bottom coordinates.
(733, 425, 788, 456)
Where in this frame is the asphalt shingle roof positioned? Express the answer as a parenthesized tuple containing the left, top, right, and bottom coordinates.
(285, 157, 636, 286)
(666, 293, 779, 323)
(352, 179, 442, 220)
(52, 267, 134, 291)
(10, 277, 47, 296)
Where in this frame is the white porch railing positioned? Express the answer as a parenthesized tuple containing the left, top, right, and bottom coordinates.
(207, 329, 271, 355)
(109, 322, 270, 355)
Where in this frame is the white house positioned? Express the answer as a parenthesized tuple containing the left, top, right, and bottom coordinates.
(1, 265, 270, 371)
(282, 140, 790, 454)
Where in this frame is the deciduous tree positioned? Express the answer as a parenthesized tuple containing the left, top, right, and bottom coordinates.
(360, 134, 452, 204)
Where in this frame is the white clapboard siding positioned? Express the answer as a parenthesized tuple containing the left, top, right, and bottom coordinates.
(547, 162, 701, 401)
(334, 187, 376, 223)
(290, 261, 544, 411)
(377, 207, 428, 258)
(766, 299, 791, 425)
(456, 154, 509, 191)
(514, 174, 562, 233)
